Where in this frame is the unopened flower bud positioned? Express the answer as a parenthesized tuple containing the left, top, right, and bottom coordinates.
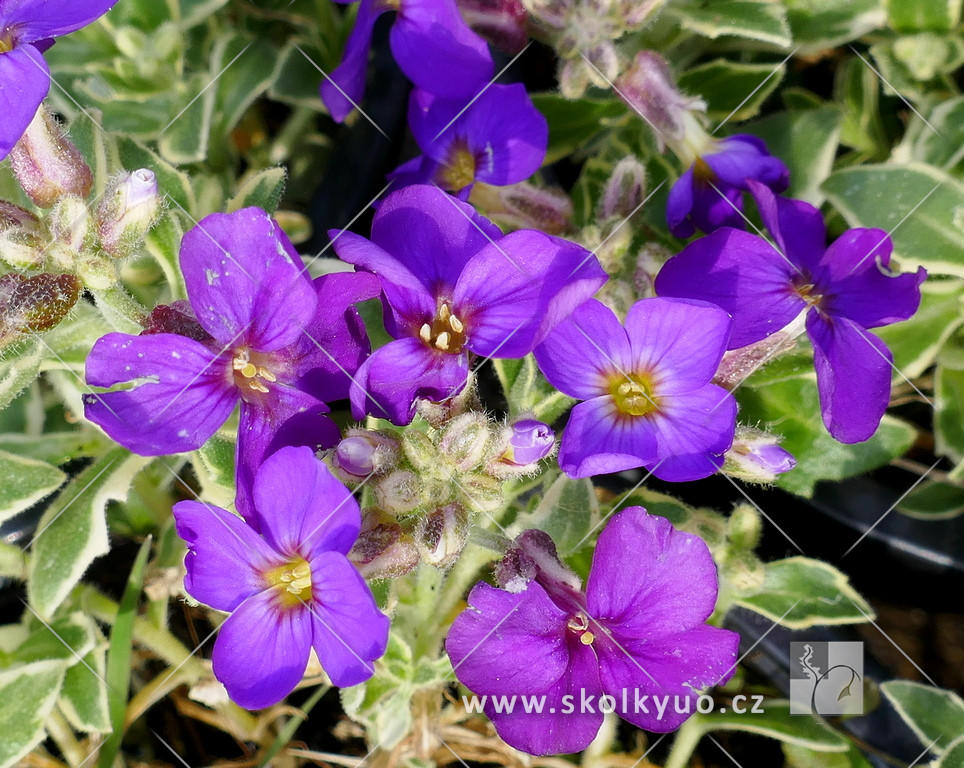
(333, 429, 400, 482)
(97, 169, 162, 258)
(458, 473, 504, 512)
(633, 242, 673, 298)
(0, 201, 40, 233)
(50, 196, 91, 253)
(470, 181, 573, 235)
(375, 469, 421, 514)
(559, 58, 591, 99)
(723, 428, 796, 485)
(349, 512, 419, 579)
(615, 52, 710, 159)
(620, 0, 667, 28)
(440, 412, 492, 471)
(140, 300, 209, 341)
(75, 252, 118, 291)
(727, 503, 762, 551)
(713, 328, 801, 390)
(0, 272, 81, 345)
(599, 156, 647, 221)
(9, 105, 93, 208)
(723, 551, 766, 594)
(501, 419, 554, 465)
(496, 529, 582, 601)
(417, 503, 468, 568)
(0, 229, 45, 269)
(456, 0, 528, 54)
(583, 42, 620, 87)
(401, 429, 437, 472)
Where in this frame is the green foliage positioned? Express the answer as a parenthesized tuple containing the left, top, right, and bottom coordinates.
(881, 680, 964, 753)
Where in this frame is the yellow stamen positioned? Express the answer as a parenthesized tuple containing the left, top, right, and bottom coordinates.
(580, 632, 595, 645)
(438, 142, 477, 191)
(264, 557, 313, 609)
(609, 373, 659, 417)
(419, 301, 467, 354)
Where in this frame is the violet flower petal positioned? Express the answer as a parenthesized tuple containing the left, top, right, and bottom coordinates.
(172, 499, 276, 612)
(308, 551, 390, 687)
(320, 0, 387, 122)
(586, 508, 720, 637)
(557, 397, 659, 478)
(180, 208, 317, 350)
(1, 0, 119, 39)
(807, 313, 893, 444)
(647, 384, 736, 482)
(746, 179, 825, 273)
(0, 44, 50, 159)
(446, 581, 570, 697)
(349, 337, 469, 424)
(655, 228, 805, 349)
(211, 591, 313, 710)
(624, 297, 731, 395)
(84, 332, 235, 455)
(709, 137, 788, 191)
(665, 166, 696, 239)
(389, 0, 493, 99)
(253, 446, 361, 557)
(534, 299, 630, 399)
(455, 230, 606, 358)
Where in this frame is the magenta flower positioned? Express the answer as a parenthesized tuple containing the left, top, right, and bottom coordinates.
(84, 207, 377, 519)
(0, 0, 118, 158)
(332, 185, 607, 425)
(666, 135, 788, 238)
(446, 508, 739, 755)
(321, 0, 493, 123)
(173, 446, 389, 709)
(388, 84, 547, 198)
(655, 181, 926, 443)
(534, 297, 736, 481)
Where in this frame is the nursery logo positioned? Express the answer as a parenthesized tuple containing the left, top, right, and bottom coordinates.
(789, 641, 864, 716)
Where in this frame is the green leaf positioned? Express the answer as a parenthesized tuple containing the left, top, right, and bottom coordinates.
(833, 58, 888, 156)
(737, 377, 917, 497)
(696, 700, 849, 750)
(874, 280, 963, 379)
(734, 557, 874, 628)
(192, 430, 237, 509)
(671, 0, 793, 47)
(269, 40, 333, 109)
(59, 632, 111, 733)
(27, 448, 153, 619)
(0, 339, 44, 413)
(494, 354, 576, 424)
(0, 660, 66, 768)
(934, 735, 964, 768)
(99, 537, 152, 768)
(786, 0, 886, 53)
(211, 36, 276, 139)
(144, 213, 187, 299)
(880, 680, 964, 753)
(897, 479, 964, 519)
(822, 163, 964, 277)
(13, 613, 97, 666)
(784, 741, 874, 768)
(908, 96, 964, 171)
(0, 431, 106, 465)
(679, 59, 786, 123)
(511, 473, 601, 555)
(884, 0, 960, 32)
(746, 107, 843, 205)
(935, 364, 964, 462)
(0, 450, 66, 526)
(116, 136, 196, 214)
(227, 167, 287, 214)
(157, 72, 215, 164)
(528, 93, 625, 165)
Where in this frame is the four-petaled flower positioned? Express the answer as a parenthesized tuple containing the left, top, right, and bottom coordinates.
(0, 0, 119, 158)
(535, 297, 737, 481)
(173, 446, 390, 709)
(446, 508, 739, 756)
(84, 207, 377, 520)
(388, 84, 547, 198)
(332, 184, 607, 425)
(321, 0, 493, 123)
(655, 180, 926, 443)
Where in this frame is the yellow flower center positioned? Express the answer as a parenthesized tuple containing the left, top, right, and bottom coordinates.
(794, 281, 824, 309)
(418, 300, 467, 354)
(567, 613, 595, 646)
(692, 156, 715, 184)
(231, 347, 277, 396)
(264, 557, 313, 610)
(609, 372, 659, 417)
(438, 141, 477, 192)
(0, 38, 12, 54)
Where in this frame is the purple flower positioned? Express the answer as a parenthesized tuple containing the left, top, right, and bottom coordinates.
(534, 297, 737, 481)
(331, 185, 607, 425)
(502, 418, 554, 465)
(173, 446, 390, 709)
(655, 181, 926, 443)
(0, 0, 119, 159)
(666, 135, 788, 238)
(320, 0, 493, 123)
(84, 207, 378, 519)
(446, 508, 739, 755)
(388, 84, 547, 198)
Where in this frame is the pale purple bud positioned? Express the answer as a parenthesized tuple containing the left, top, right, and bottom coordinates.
(470, 181, 573, 235)
(9, 106, 92, 208)
(502, 419, 555, 465)
(97, 169, 161, 258)
(439, 412, 492, 471)
(332, 428, 400, 483)
(417, 503, 468, 568)
(456, 0, 528, 54)
(495, 529, 583, 606)
(599, 156, 647, 221)
(724, 428, 796, 484)
(349, 513, 419, 579)
(615, 52, 710, 158)
(336, 436, 377, 477)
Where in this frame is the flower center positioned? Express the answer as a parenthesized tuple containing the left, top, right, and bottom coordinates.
(438, 141, 477, 192)
(418, 301, 466, 354)
(692, 156, 715, 184)
(794, 281, 824, 309)
(231, 347, 277, 396)
(264, 556, 313, 610)
(609, 372, 659, 417)
(567, 612, 595, 646)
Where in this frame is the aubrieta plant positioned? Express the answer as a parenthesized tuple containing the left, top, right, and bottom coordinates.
(0, 1, 960, 768)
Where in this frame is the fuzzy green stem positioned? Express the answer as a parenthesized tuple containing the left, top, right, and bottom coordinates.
(663, 715, 706, 768)
(89, 286, 147, 333)
(0, 542, 26, 580)
(46, 708, 86, 766)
